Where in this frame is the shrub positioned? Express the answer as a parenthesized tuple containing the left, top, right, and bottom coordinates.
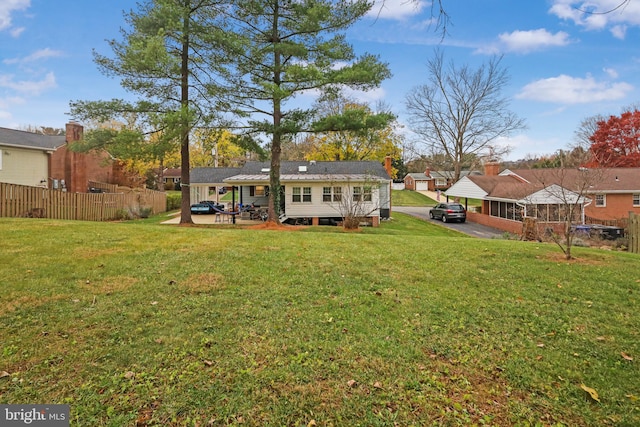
(166, 192, 181, 211)
(139, 207, 153, 218)
(113, 208, 133, 221)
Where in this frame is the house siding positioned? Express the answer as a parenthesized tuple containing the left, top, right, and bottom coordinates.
(0, 146, 49, 187)
(284, 183, 380, 218)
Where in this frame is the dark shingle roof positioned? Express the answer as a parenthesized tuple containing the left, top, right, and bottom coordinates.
(191, 161, 391, 184)
(240, 161, 390, 178)
(0, 127, 65, 151)
(190, 167, 243, 184)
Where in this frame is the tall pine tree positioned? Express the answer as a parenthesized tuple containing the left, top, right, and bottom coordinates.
(70, 0, 228, 223)
(219, 0, 391, 223)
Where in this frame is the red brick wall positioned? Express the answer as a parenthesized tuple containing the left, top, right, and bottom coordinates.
(49, 123, 117, 192)
(404, 176, 415, 190)
(467, 211, 521, 234)
(586, 193, 640, 220)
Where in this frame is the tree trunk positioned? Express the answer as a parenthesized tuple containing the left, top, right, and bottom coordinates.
(179, 9, 193, 224)
(267, 2, 282, 224)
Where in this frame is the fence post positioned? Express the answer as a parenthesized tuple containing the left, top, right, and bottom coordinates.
(630, 212, 639, 254)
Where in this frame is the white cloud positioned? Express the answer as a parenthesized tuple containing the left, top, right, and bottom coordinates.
(501, 134, 564, 160)
(516, 74, 633, 104)
(0, 0, 30, 31)
(367, 0, 426, 20)
(499, 29, 571, 53)
(10, 26, 25, 37)
(603, 67, 618, 78)
(0, 72, 57, 95)
(476, 28, 572, 54)
(344, 86, 386, 103)
(549, 0, 640, 31)
(3, 48, 64, 65)
(610, 24, 627, 38)
(0, 96, 25, 109)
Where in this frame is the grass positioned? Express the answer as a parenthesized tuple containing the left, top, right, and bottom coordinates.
(392, 189, 437, 206)
(1, 215, 639, 426)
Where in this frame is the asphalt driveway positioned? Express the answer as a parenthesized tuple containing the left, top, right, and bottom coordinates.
(393, 206, 505, 239)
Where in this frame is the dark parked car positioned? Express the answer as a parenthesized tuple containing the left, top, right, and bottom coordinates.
(429, 203, 466, 223)
(190, 200, 225, 214)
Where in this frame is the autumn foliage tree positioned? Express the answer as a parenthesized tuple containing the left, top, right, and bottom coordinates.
(588, 109, 640, 167)
(303, 96, 401, 177)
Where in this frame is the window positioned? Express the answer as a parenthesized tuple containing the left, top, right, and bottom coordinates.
(435, 178, 447, 187)
(250, 185, 268, 197)
(353, 186, 362, 202)
(634, 194, 640, 207)
(595, 194, 606, 207)
(363, 186, 372, 202)
(352, 186, 372, 202)
(292, 187, 311, 203)
(323, 186, 342, 202)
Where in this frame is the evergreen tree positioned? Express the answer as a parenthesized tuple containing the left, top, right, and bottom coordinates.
(219, 0, 391, 222)
(70, 0, 228, 223)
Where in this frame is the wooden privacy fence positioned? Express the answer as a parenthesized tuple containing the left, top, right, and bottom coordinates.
(630, 212, 640, 254)
(0, 182, 166, 221)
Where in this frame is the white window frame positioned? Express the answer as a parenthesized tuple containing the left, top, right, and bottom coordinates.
(352, 186, 372, 202)
(633, 193, 640, 207)
(292, 186, 311, 203)
(595, 194, 606, 207)
(323, 186, 342, 203)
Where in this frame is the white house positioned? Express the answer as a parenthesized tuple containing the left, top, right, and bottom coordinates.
(191, 160, 392, 226)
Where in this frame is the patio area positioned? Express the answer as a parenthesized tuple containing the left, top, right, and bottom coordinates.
(161, 211, 264, 225)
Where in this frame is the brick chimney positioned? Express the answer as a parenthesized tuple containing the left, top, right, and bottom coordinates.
(384, 156, 392, 177)
(424, 168, 431, 177)
(66, 122, 83, 142)
(65, 122, 86, 192)
(484, 161, 500, 176)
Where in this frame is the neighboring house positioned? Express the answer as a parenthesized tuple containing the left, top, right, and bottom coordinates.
(445, 163, 640, 234)
(191, 159, 393, 226)
(162, 168, 182, 187)
(0, 127, 65, 187)
(404, 169, 477, 191)
(1, 122, 130, 192)
(502, 168, 640, 222)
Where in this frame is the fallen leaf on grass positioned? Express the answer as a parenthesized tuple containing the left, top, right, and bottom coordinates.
(596, 336, 606, 341)
(626, 394, 638, 401)
(373, 381, 383, 389)
(537, 343, 545, 348)
(0, 371, 10, 379)
(203, 360, 213, 367)
(347, 379, 357, 388)
(307, 420, 317, 427)
(621, 352, 633, 361)
(580, 383, 600, 402)
(124, 371, 135, 380)
(151, 301, 158, 305)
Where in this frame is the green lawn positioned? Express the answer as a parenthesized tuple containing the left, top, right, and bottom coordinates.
(392, 189, 437, 206)
(1, 216, 638, 426)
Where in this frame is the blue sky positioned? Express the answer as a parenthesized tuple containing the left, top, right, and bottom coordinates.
(1, 0, 639, 161)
